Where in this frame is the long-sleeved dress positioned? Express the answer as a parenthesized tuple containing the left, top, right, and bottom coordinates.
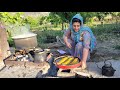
(63, 29, 91, 61)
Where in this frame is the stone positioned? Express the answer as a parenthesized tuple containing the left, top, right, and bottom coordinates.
(0, 22, 11, 70)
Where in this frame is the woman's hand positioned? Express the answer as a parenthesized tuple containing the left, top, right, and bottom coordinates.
(66, 42, 72, 49)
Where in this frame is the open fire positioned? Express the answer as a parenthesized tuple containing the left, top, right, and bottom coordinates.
(6, 48, 93, 78)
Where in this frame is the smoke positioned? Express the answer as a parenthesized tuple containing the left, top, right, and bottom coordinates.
(7, 24, 31, 37)
(6, 24, 37, 39)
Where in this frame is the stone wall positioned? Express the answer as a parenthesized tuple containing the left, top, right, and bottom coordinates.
(0, 22, 11, 61)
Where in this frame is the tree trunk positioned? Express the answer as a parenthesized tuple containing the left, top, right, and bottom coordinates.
(116, 17, 118, 24)
(62, 22, 64, 30)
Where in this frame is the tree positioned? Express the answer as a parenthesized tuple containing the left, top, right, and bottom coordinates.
(49, 12, 98, 29)
(110, 12, 120, 24)
(49, 12, 78, 30)
(95, 12, 110, 24)
(80, 12, 96, 23)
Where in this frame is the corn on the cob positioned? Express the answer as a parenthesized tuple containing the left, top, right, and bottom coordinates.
(70, 58, 79, 65)
(57, 57, 69, 65)
(62, 57, 74, 65)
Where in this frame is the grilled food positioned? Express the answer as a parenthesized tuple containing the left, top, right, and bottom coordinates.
(57, 56, 69, 65)
(70, 58, 79, 65)
(61, 57, 74, 65)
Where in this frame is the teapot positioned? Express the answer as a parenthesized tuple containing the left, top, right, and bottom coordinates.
(102, 60, 116, 76)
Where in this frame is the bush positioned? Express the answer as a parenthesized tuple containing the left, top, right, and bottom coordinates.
(114, 45, 120, 50)
(35, 30, 63, 46)
(7, 37, 15, 47)
(26, 16, 40, 28)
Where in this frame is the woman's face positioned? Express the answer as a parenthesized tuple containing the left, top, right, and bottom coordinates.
(72, 22, 81, 32)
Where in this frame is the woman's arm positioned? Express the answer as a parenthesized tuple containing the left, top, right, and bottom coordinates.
(63, 29, 72, 48)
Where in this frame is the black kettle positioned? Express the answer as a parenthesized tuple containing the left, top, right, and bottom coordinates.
(102, 60, 116, 76)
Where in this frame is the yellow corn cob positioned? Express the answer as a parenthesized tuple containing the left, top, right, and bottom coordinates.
(62, 57, 74, 65)
(57, 57, 69, 65)
(70, 58, 79, 65)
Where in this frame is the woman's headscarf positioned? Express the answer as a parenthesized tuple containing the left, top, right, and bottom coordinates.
(69, 14, 96, 52)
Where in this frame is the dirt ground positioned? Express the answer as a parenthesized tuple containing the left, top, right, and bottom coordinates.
(42, 37, 120, 62)
(0, 38, 120, 78)
(92, 38, 120, 62)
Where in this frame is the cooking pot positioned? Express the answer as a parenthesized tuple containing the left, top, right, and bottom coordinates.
(34, 49, 47, 63)
(12, 33, 37, 49)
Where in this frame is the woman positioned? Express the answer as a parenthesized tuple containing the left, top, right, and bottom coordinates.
(63, 14, 96, 69)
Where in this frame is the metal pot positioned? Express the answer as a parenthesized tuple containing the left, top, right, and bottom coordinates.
(34, 50, 47, 63)
(12, 33, 37, 49)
